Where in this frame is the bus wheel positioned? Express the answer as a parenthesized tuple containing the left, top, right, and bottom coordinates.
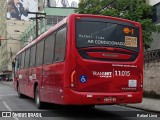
(35, 86, 43, 109)
(17, 84, 24, 98)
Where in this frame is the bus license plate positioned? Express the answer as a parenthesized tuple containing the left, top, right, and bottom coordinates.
(104, 97, 116, 102)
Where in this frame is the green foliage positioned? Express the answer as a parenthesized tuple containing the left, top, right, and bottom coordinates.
(76, 0, 160, 50)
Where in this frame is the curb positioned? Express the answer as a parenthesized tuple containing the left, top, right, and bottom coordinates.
(121, 104, 160, 114)
(144, 91, 160, 100)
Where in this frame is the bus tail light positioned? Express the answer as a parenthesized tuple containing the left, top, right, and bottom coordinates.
(106, 47, 115, 51)
(76, 17, 81, 20)
(140, 73, 143, 87)
(71, 70, 78, 88)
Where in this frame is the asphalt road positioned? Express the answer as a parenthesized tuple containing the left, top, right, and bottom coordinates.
(0, 82, 159, 120)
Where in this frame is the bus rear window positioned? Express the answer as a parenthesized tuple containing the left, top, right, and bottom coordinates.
(76, 20, 140, 52)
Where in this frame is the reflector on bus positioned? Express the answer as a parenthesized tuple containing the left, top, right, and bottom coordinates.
(71, 70, 77, 88)
(76, 17, 81, 20)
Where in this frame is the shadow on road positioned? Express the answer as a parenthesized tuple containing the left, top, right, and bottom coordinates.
(5, 93, 158, 120)
(19, 96, 131, 119)
(38, 103, 139, 120)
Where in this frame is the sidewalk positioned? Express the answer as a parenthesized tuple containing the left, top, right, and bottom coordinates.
(126, 98, 160, 112)
(0, 81, 14, 86)
(0, 81, 160, 112)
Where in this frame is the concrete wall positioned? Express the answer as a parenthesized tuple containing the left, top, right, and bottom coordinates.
(148, 0, 160, 5)
(144, 61, 160, 96)
(148, 32, 160, 51)
(6, 20, 32, 71)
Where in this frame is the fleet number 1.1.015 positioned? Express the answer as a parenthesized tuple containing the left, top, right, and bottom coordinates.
(114, 70, 130, 76)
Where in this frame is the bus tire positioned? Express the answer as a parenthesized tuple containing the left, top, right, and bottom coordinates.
(35, 86, 43, 109)
(17, 84, 24, 98)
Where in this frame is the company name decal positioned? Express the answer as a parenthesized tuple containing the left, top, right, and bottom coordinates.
(92, 71, 112, 78)
(87, 40, 125, 46)
(112, 64, 137, 68)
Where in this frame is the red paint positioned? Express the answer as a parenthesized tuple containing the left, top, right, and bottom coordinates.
(87, 52, 131, 59)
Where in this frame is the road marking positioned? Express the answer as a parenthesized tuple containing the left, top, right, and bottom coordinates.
(3, 101, 12, 111)
(0, 94, 17, 97)
(0, 96, 19, 120)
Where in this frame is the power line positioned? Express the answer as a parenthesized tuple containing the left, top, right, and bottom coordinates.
(28, 12, 46, 37)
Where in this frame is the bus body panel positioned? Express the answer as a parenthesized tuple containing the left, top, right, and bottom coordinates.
(22, 68, 30, 96)
(13, 71, 19, 92)
(27, 67, 36, 98)
(18, 69, 26, 95)
(63, 14, 143, 104)
(75, 59, 143, 93)
(63, 88, 143, 105)
(42, 62, 65, 104)
(40, 65, 52, 103)
(33, 66, 49, 102)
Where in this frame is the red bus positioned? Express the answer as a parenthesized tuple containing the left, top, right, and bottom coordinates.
(12, 14, 143, 109)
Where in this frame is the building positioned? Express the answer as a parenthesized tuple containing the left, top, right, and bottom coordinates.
(148, 0, 160, 5)
(147, 0, 160, 50)
(5, 20, 31, 80)
(71, 1, 78, 8)
(20, 0, 76, 47)
(0, 0, 77, 80)
(0, 19, 32, 81)
(0, 1, 32, 80)
(0, 0, 7, 80)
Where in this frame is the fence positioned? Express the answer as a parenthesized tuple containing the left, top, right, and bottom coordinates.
(144, 50, 160, 98)
(145, 49, 160, 62)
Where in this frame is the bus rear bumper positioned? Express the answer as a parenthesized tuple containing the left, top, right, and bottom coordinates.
(64, 88, 143, 105)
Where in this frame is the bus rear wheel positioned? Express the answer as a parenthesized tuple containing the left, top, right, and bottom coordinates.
(35, 86, 43, 109)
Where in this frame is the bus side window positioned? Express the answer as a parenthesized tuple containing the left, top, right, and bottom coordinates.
(43, 34, 55, 64)
(30, 45, 36, 67)
(36, 40, 44, 66)
(14, 56, 20, 71)
(15, 59, 18, 71)
(12, 59, 15, 76)
(12, 60, 15, 69)
(24, 48, 30, 68)
(17, 56, 20, 71)
(17, 54, 21, 70)
(20, 52, 25, 69)
(54, 26, 66, 62)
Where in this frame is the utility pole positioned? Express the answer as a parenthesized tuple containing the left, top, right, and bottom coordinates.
(28, 12, 46, 37)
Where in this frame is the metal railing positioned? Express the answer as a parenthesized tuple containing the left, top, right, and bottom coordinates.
(144, 49, 160, 62)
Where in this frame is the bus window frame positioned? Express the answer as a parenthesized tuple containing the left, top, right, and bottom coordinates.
(35, 39, 45, 67)
(24, 48, 31, 69)
(29, 45, 37, 68)
(75, 18, 140, 52)
(43, 33, 55, 65)
(53, 24, 67, 63)
(20, 52, 25, 70)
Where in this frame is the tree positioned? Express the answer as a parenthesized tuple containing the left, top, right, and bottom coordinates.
(75, 0, 160, 50)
